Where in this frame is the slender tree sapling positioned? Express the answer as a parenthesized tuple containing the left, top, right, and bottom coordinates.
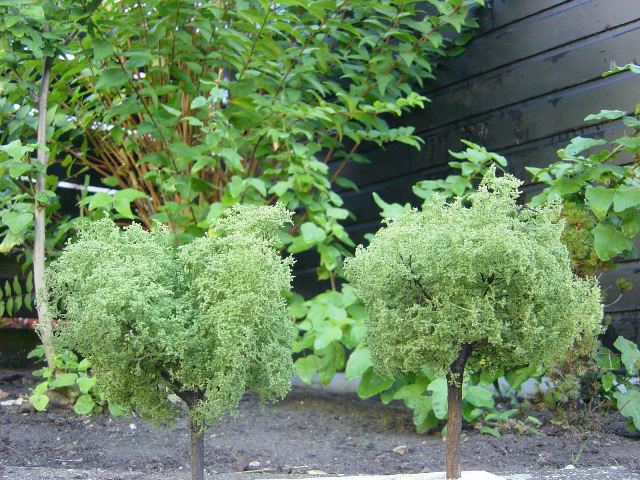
(44, 205, 295, 480)
(345, 169, 603, 479)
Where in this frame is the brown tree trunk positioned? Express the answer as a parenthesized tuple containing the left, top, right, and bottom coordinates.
(189, 413, 205, 480)
(34, 56, 54, 369)
(179, 391, 205, 480)
(445, 343, 472, 480)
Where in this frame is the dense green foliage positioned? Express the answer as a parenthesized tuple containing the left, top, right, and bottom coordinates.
(1, 0, 483, 285)
(44, 205, 295, 428)
(345, 169, 602, 377)
(528, 63, 640, 265)
(0, 0, 98, 255)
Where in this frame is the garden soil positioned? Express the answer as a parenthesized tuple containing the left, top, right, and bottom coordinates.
(0, 369, 638, 480)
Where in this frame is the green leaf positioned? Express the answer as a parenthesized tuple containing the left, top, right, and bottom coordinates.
(2, 212, 32, 235)
(596, 347, 621, 370)
(190, 96, 208, 109)
(427, 377, 448, 420)
(585, 186, 615, 220)
(564, 137, 606, 156)
(357, 367, 393, 399)
(300, 222, 326, 243)
(95, 68, 129, 90)
(326, 207, 349, 220)
(372, 192, 408, 219)
(76, 376, 97, 394)
(74, 394, 95, 415)
(108, 404, 125, 417)
(294, 355, 319, 384)
(29, 393, 49, 412)
(0, 140, 34, 161)
(92, 38, 114, 62)
(614, 336, 640, 375)
(160, 104, 182, 117)
(613, 390, 640, 431)
(113, 189, 147, 218)
(592, 223, 632, 261)
(480, 426, 501, 437)
(345, 346, 372, 380)
(613, 185, 640, 212)
(49, 373, 79, 388)
(8, 162, 31, 178)
(313, 325, 342, 350)
(22, 5, 45, 20)
(584, 110, 626, 121)
(87, 192, 114, 211)
(463, 385, 494, 408)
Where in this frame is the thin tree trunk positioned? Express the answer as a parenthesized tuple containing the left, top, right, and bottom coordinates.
(189, 411, 205, 480)
(445, 343, 473, 480)
(34, 56, 54, 369)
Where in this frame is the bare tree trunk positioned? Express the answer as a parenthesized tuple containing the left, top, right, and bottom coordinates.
(189, 414, 205, 480)
(445, 343, 472, 480)
(34, 56, 54, 369)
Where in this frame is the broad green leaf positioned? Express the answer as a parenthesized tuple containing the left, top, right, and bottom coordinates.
(190, 96, 208, 109)
(613, 390, 640, 431)
(613, 185, 640, 212)
(357, 367, 393, 399)
(29, 393, 49, 411)
(87, 192, 114, 211)
(113, 189, 147, 218)
(73, 394, 95, 415)
(109, 404, 125, 417)
(49, 372, 78, 388)
(563, 137, 606, 156)
(22, 5, 45, 20)
(2, 211, 32, 235)
(345, 346, 372, 380)
(76, 375, 97, 394)
(614, 336, 640, 375)
(95, 68, 129, 90)
(592, 223, 632, 260)
(294, 355, 319, 384)
(300, 222, 326, 243)
(92, 38, 113, 62)
(585, 186, 615, 220)
(584, 110, 626, 121)
(427, 377, 448, 419)
(596, 347, 621, 370)
(313, 325, 342, 350)
(463, 385, 494, 408)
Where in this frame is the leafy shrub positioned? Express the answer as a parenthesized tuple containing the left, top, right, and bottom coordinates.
(595, 336, 640, 431)
(528, 63, 640, 265)
(290, 285, 367, 384)
(345, 169, 603, 478)
(44, 205, 295, 480)
(28, 345, 123, 416)
(1, 0, 483, 283)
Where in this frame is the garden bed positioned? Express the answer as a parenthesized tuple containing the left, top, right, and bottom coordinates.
(0, 369, 638, 480)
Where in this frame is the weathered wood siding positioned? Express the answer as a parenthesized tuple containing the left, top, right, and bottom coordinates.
(296, 0, 640, 342)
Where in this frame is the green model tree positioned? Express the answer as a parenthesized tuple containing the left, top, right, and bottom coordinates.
(43, 205, 295, 480)
(345, 168, 603, 479)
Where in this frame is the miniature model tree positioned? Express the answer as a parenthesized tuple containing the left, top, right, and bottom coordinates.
(44, 205, 295, 480)
(345, 169, 603, 479)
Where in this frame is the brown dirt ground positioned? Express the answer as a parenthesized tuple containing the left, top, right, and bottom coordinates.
(0, 369, 638, 479)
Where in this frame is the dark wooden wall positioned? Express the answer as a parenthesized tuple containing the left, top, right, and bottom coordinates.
(296, 0, 640, 343)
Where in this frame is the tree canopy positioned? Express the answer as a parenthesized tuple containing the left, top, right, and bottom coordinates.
(345, 168, 603, 377)
(44, 205, 295, 428)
